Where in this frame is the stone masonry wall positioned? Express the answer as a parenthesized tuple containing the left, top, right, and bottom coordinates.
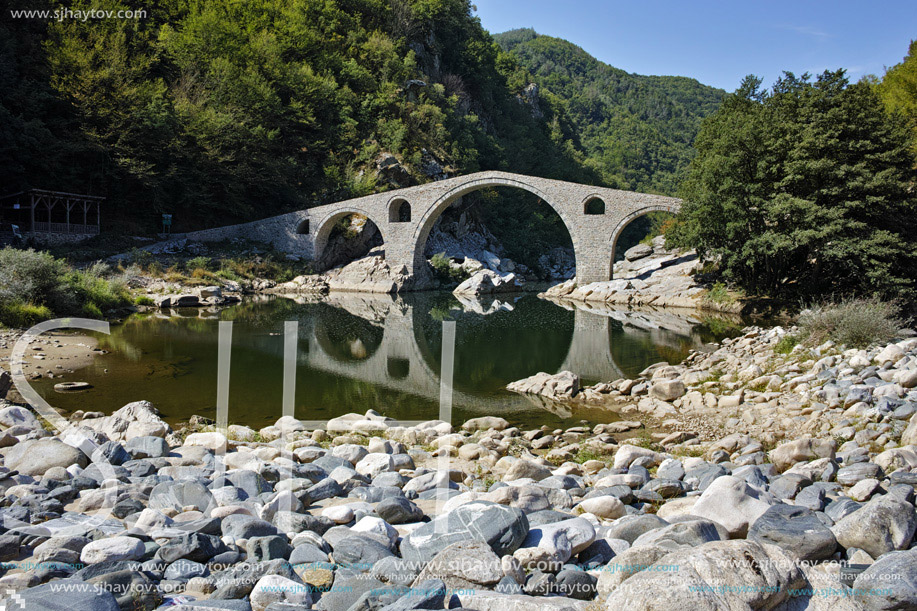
(163, 171, 680, 286)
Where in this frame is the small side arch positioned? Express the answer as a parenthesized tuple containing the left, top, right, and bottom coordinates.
(389, 197, 411, 223)
(583, 195, 605, 215)
(296, 218, 310, 234)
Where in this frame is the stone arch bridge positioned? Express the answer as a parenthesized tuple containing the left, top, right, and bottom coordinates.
(172, 171, 680, 285)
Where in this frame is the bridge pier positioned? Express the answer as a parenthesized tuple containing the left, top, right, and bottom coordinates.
(573, 244, 614, 285)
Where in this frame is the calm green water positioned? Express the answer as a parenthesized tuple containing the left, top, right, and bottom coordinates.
(33, 293, 739, 430)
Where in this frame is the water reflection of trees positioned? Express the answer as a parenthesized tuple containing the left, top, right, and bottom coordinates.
(411, 294, 574, 394)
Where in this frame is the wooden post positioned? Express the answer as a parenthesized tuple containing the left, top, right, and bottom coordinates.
(66, 199, 71, 234)
(29, 192, 35, 233)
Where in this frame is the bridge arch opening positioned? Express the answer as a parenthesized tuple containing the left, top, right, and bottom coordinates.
(389, 198, 411, 223)
(312, 210, 385, 271)
(414, 180, 576, 282)
(313, 305, 384, 363)
(584, 196, 605, 215)
(296, 219, 310, 234)
(609, 206, 677, 269)
(386, 356, 410, 380)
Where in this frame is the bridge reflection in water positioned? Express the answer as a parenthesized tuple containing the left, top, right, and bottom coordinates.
(276, 292, 728, 420)
(36, 293, 736, 428)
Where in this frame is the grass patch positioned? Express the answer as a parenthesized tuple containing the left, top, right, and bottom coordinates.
(796, 298, 902, 348)
(704, 281, 737, 306)
(672, 445, 705, 458)
(774, 334, 799, 354)
(0, 303, 53, 328)
(627, 430, 661, 452)
(572, 446, 612, 465)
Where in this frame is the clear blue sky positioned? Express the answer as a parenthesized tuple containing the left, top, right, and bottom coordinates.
(473, 0, 916, 91)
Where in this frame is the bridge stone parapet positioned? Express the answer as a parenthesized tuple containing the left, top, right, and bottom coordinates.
(168, 171, 680, 287)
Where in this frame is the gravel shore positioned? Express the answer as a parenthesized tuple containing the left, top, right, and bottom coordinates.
(0, 324, 915, 610)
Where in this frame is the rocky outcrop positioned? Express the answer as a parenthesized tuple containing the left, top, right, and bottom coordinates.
(272, 251, 409, 295)
(453, 269, 522, 296)
(507, 371, 581, 401)
(78, 400, 172, 442)
(541, 235, 741, 312)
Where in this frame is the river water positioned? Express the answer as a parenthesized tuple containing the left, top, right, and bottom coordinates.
(33, 293, 741, 430)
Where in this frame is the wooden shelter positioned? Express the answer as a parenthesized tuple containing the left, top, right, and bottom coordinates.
(0, 189, 104, 236)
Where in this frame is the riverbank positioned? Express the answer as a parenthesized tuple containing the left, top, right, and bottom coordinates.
(540, 235, 744, 314)
(111, 232, 747, 316)
(0, 316, 914, 609)
(0, 329, 99, 397)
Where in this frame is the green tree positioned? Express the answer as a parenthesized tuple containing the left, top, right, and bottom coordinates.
(671, 71, 917, 301)
(877, 39, 917, 158)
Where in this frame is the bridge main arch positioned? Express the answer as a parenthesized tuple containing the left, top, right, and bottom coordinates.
(408, 175, 578, 280)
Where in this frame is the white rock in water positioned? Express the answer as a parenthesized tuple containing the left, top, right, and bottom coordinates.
(506, 370, 580, 400)
(453, 269, 520, 296)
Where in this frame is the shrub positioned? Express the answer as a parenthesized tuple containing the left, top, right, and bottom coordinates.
(0, 247, 134, 326)
(429, 252, 467, 283)
(0, 248, 66, 307)
(127, 247, 154, 268)
(774, 334, 799, 354)
(0, 303, 54, 328)
(185, 256, 213, 273)
(797, 298, 902, 348)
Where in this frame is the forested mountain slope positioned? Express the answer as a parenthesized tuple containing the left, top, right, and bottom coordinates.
(2, 3, 724, 233)
(494, 28, 725, 193)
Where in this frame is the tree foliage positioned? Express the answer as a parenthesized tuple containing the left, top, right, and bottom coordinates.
(1, 0, 597, 231)
(877, 39, 917, 159)
(670, 71, 917, 301)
